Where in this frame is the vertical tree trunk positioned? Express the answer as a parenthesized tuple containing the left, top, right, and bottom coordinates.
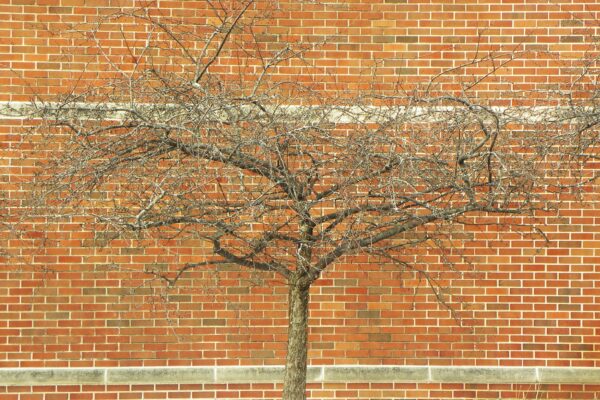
(282, 274, 310, 400)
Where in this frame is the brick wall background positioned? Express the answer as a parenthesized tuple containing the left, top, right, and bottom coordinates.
(1, 0, 600, 398)
(2, 382, 600, 400)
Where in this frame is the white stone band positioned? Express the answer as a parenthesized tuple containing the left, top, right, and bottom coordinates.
(0, 101, 582, 124)
(0, 366, 598, 386)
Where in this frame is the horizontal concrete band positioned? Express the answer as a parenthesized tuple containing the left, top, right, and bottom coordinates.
(1, 366, 599, 386)
(0, 102, 582, 124)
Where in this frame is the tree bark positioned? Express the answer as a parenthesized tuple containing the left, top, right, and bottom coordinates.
(282, 273, 310, 400)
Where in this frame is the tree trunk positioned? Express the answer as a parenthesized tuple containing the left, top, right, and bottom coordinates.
(282, 273, 310, 400)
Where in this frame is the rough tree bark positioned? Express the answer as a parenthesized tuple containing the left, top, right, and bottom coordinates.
(282, 273, 311, 400)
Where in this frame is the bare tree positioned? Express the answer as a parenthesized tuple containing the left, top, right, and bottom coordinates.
(11, 1, 600, 398)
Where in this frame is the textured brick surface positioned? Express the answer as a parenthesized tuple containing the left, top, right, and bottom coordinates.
(1, 0, 600, 398)
(1, 382, 600, 400)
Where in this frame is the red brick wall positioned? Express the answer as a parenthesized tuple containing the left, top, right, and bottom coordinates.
(1, 0, 600, 398)
(2, 383, 600, 400)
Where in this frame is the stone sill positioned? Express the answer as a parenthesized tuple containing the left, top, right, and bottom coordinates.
(1, 366, 599, 386)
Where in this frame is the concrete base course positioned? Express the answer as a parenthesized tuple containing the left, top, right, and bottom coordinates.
(0, 366, 598, 386)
